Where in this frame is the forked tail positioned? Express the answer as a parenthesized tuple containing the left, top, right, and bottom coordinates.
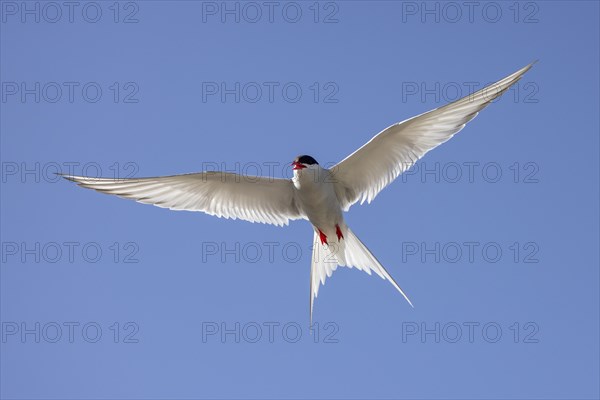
(309, 226, 413, 322)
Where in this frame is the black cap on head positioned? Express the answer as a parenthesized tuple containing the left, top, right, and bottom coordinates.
(296, 155, 319, 165)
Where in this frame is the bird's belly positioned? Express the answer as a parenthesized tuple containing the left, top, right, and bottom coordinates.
(296, 181, 342, 230)
(304, 202, 340, 230)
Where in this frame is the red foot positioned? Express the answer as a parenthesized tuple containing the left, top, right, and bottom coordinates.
(318, 229, 328, 245)
(335, 224, 344, 241)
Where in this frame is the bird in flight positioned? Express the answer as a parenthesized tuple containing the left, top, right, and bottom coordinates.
(61, 63, 534, 321)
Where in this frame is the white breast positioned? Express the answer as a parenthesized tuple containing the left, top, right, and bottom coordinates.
(293, 166, 343, 229)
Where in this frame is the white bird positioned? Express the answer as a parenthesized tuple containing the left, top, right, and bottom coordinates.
(61, 63, 534, 321)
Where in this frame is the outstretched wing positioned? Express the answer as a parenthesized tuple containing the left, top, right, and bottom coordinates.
(60, 172, 303, 226)
(332, 62, 535, 209)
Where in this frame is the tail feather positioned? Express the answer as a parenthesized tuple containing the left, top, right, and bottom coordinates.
(310, 231, 338, 323)
(309, 227, 413, 322)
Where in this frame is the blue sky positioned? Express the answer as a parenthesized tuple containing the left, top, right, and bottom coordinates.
(1, 1, 599, 399)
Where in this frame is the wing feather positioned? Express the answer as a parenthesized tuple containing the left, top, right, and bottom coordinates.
(60, 172, 303, 226)
(332, 62, 535, 209)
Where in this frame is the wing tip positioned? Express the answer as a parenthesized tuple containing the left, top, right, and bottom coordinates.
(56, 173, 79, 183)
(520, 60, 538, 74)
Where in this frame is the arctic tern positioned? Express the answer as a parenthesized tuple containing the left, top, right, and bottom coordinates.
(61, 62, 534, 320)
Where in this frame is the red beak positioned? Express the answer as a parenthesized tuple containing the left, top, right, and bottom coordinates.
(292, 161, 306, 170)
